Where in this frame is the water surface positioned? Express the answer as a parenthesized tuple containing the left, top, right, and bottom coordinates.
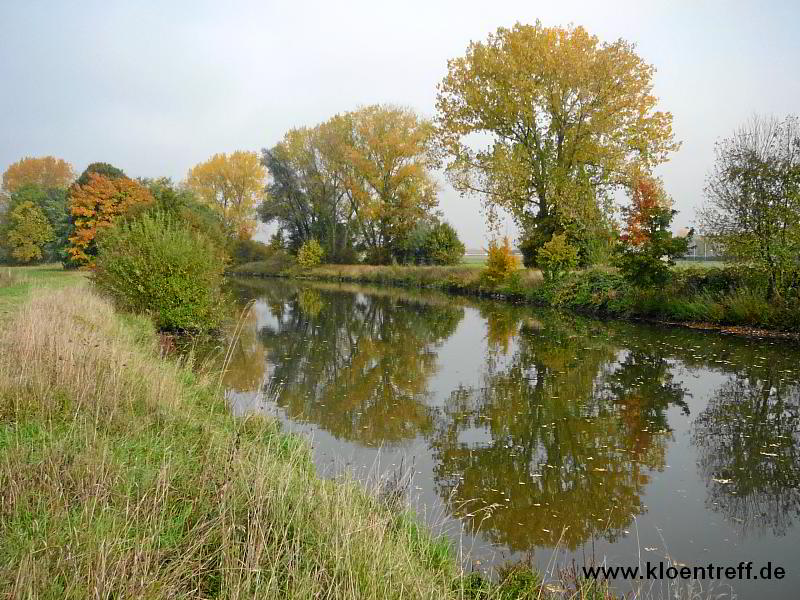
(223, 279, 800, 598)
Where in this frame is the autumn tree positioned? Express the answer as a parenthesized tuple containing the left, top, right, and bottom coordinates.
(1, 199, 54, 263)
(435, 22, 679, 265)
(66, 173, 154, 266)
(615, 173, 690, 286)
(342, 106, 439, 264)
(261, 106, 440, 264)
(185, 151, 266, 239)
(2, 156, 74, 196)
(260, 123, 355, 259)
(701, 115, 800, 298)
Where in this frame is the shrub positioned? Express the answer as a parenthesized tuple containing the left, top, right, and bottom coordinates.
(481, 237, 519, 288)
(93, 213, 225, 331)
(424, 222, 465, 265)
(537, 233, 579, 280)
(296, 238, 324, 269)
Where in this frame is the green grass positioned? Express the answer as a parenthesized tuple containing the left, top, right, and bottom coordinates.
(0, 263, 85, 320)
(461, 255, 488, 267)
(673, 259, 727, 269)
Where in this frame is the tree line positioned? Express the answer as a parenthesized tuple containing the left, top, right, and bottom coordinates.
(2, 20, 799, 300)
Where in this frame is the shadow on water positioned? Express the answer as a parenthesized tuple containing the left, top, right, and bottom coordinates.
(219, 277, 800, 597)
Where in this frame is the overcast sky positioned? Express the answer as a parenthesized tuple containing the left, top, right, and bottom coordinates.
(2, 0, 798, 246)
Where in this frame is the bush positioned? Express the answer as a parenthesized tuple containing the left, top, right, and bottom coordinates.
(537, 233, 579, 280)
(424, 222, 465, 265)
(296, 238, 324, 269)
(481, 237, 519, 288)
(94, 213, 225, 331)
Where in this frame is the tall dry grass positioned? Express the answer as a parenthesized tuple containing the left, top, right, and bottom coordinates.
(0, 286, 462, 599)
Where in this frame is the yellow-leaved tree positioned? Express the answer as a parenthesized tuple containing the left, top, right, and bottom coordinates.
(435, 21, 679, 266)
(185, 151, 266, 239)
(339, 105, 438, 264)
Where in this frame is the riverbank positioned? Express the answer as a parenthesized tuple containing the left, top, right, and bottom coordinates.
(231, 260, 800, 337)
(0, 266, 614, 599)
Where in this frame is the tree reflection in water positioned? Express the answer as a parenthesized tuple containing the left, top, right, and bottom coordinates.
(693, 372, 800, 536)
(223, 280, 800, 559)
(256, 286, 464, 446)
(430, 309, 690, 552)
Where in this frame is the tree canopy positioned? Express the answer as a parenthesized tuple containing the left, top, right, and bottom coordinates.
(260, 105, 444, 264)
(2, 156, 74, 195)
(701, 114, 800, 297)
(0, 199, 54, 263)
(435, 21, 678, 262)
(66, 173, 154, 267)
(185, 151, 266, 239)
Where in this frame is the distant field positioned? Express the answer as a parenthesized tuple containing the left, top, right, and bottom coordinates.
(461, 255, 487, 267)
(674, 259, 727, 269)
(0, 264, 85, 319)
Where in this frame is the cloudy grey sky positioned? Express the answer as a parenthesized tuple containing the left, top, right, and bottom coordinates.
(2, 0, 798, 246)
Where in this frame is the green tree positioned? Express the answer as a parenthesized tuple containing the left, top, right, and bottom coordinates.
(435, 22, 678, 264)
(537, 232, 579, 280)
(2, 184, 70, 262)
(2, 200, 54, 263)
(701, 115, 800, 298)
(423, 221, 465, 265)
(76, 162, 125, 185)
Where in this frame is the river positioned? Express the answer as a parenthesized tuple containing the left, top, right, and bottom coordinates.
(222, 279, 800, 599)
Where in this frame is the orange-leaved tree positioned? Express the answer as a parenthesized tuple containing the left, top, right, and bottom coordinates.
(66, 173, 153, 267)
(2, 156, 75, 195)
(622, 174, 672, 247)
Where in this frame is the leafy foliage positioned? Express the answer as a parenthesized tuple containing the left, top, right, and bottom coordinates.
(2, 156, 74, 194)
(296, 238, 324, 269)
(482, 237, 519, 287)
(66, 174, 154, 267)
(231, 239, 273, 266)
(1, 200, 54, 263)
(260, 105, 439, 264)
(93, 212, 225, 331)
(76, 162, 126, 185)
(537, 233, 579, 280)
(614, 174, 690, 287)
(1, 184, 70, 262)
(141, 178, 232, 258)
(423, 222, 465, 265)
(701, 114, 800, 298)
(435, 21, 678, 263)
(186, 151, 266, 239)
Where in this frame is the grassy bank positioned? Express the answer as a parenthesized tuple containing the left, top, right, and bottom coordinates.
(231, 260, 800, 334)
(0, 269, 614, 598)
(0, 283, 457, 598)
